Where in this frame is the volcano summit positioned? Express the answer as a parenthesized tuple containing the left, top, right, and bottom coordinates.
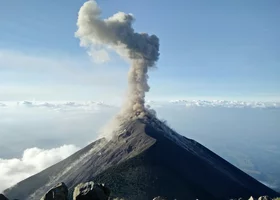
(4, 116, 279, 200)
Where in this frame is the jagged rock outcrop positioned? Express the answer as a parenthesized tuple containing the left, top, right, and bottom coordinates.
(40, 182, 68, 200)
(73, 181, 110, 200)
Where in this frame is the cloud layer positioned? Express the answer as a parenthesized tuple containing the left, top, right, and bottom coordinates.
(16, 100, 115, 112)
(1, 100, 280, 110)
(0, 145, 79, 192)
(169, 100, 280, 109)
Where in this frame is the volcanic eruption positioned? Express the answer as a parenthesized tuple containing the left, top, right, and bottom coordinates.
(3, 1, 280, 200)
(75, 0, 159, 121)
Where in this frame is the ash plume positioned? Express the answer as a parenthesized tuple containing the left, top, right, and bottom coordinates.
(75, 0, 160, 120)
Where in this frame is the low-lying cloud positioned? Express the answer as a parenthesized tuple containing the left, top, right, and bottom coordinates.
(0, 145, 79, 192)
(16, 101, 115, 112)
(169, 99, 280, 109)
(2, 100, 280, 111)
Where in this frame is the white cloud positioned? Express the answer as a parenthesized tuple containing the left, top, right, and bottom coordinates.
(14, 100, 117, 112)
(169, 99, 280, 109)
(0, 145, 79, 192)
(2, 100, 280, 114)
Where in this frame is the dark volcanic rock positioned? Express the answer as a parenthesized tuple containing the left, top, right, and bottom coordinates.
(258, 196, 272, 200)
(3, 118, 280, 200)
(41, 182, 68, 200)
(73, 181, 110, 200)
(153, 196, 167, 200)
(0, 194, 9, 200)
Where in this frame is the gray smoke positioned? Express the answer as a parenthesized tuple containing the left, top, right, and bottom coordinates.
(75, 0, 159, 119)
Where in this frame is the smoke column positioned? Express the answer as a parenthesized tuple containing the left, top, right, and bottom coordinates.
(75, 0, 159, 119)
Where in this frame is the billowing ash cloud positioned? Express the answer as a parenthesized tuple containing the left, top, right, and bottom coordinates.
(75, 0, 160, 119)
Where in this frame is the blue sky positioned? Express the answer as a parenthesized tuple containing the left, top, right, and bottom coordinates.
(0, 0, 279, 101)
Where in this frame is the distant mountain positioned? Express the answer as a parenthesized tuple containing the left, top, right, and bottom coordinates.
(4, 117, 279, 200)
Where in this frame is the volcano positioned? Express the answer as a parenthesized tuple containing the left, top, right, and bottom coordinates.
(4, 117, 279, 200)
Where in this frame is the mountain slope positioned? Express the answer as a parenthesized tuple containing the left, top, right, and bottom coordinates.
(4, 117, 279, 200)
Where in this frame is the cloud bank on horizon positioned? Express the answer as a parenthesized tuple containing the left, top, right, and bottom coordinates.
(75, 0, 160, 120)
(1, 100, 280, 110)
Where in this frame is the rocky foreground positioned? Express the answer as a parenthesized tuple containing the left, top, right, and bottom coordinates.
(0, 181, 279, 200)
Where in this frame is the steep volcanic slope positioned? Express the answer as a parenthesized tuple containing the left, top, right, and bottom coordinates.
(4, 118, 279, 200)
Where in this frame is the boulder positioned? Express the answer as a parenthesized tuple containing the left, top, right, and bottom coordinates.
(73, 181, 110, 200)
(0, 194, 9, 200)
(40, 182, 68, 200)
